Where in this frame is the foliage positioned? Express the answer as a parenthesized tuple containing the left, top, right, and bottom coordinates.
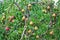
(0, 0, 60, 40)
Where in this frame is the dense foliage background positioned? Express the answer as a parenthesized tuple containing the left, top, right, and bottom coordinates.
(0, 0, 60, 40)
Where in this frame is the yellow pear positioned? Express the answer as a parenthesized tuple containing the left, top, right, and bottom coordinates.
(22, 16, 25, 20)
(34, 26, 38, 30)
(28, 29, 32, 33)
(36, 35, 39, 38)
(52, 13, 56, 17)
(21, 9, 25, 13)
(30, 21, 33, 25)
(50, 31, 54, 35)
(28, 4, 32, 7)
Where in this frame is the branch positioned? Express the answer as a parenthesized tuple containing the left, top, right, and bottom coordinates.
(30, 1, 45, 5)
(20, 23, 27, 40)
(20, 6, 30, 40)
(40, 7, 53, 37)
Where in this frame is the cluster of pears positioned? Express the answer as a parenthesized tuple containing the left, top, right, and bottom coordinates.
(9, 16, 15, 22)
(21, 3, 56, 39)
(42, 5, 56, 17)
(21, 3, 32, 13)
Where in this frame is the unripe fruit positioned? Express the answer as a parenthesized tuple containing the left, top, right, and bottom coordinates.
(28, 7, 31, 10)
(32, 33, 35, 35)
(34, 26, 38, 30)
(5, 27, 10, 31)
(25, 35, 27, 38)
(28, 4, 32, 7)
(21, 9, 25, 13)
(30, 21, 33, 25)
(47, 6, 50, 10)
(36, 35, 39, 38)
(28, 30, 32, 33)
(2, 13, 5, 15)
(42, 9, 47, 13)
(50, 31, 54, 35)
(2, 13, 6, 20)
(28, 4, 32, 10)
(2, 15, 6, 19)
(54, 6, 57, 9)
(52, 13, 56, 17)
(22, 16, 25, 20)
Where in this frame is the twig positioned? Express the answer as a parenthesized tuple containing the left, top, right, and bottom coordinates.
(20, 6, 30, 40)
(30, 2, 44, 5)
(20, 21, 27, 40)
(40, 4, 54, 37)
